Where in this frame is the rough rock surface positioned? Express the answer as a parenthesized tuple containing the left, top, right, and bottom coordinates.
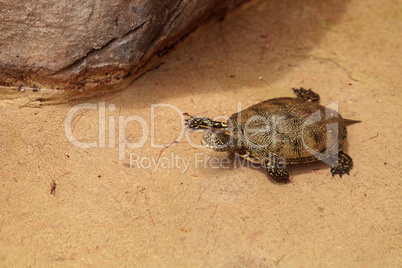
(0, 0, 245, 95)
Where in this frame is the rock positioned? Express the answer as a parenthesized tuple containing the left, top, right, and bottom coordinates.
(0, 0, 245, 102)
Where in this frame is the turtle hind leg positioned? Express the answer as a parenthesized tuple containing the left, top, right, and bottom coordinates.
(263, 160, 290, 183)
(185, 116, 228, 129)
(330, 151, 353, 177)
(292, 87, 320, 103)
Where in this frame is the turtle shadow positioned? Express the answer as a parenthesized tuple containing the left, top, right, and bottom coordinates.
(227, 157, 330, 184)
(90, 0, 353, 108)
(226, 148, 354, 184)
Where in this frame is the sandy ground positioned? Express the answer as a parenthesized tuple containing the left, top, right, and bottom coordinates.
(1, 0, 401, 267)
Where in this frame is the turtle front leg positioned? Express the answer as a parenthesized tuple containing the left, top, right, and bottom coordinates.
(185, 116, 228, 129)
(330, 151, 353, 177)
(263, 160, 290, 183)
(292, 87, 320, 103)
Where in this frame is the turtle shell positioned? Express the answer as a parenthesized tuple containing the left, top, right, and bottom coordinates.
(229, 97, 347, 164)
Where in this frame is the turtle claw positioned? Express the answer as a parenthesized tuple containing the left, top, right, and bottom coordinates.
(264, 161, 290, 183)
(292, 87, 320, 102)
(185, 116, 208, 129)
(185, 116, 228, 129)
(275, 175, 290, 183)
(330, 151, 353, 178)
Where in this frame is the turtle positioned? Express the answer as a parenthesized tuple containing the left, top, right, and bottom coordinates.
(185, 88, 360, 183)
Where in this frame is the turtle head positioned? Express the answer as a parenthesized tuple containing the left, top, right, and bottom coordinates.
(185, 115, 236, 151)
(201, 129, 234, 152)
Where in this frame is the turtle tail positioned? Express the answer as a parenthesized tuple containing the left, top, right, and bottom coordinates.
(343, 118, 361, 126)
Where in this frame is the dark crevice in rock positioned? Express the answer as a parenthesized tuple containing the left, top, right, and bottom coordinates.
(142, 1, 184, 59)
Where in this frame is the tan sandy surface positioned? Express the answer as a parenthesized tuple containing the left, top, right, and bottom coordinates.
(1, 0, 401, 267)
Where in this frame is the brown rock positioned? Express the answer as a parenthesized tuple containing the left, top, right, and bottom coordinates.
(0, 0, 245, 102)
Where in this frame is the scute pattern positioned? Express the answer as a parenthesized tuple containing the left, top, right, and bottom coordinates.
(231, 98, 346, 163)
